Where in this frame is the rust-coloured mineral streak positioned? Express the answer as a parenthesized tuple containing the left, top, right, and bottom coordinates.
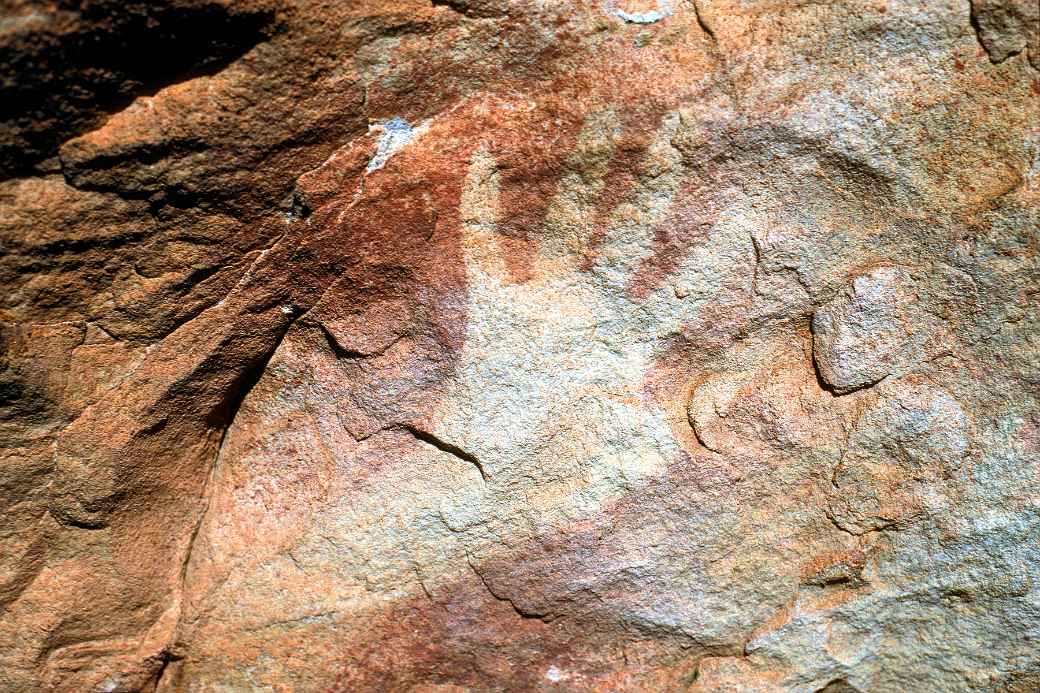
(1, 0, 1038, 691)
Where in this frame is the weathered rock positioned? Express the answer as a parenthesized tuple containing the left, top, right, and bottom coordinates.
(811, 266, 922, 393)
(971, 0, 1040, 67)
(0, 0, 1038, 691)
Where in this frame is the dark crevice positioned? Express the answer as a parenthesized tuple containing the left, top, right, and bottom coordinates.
(967, 3, 1000, 63)
(313, 319, 407, 362)
(0, 1, 279, 180)
(168, 263, 226, 295)
(203, 312, 300, 433)
(56, 140, 250, 219)
(175, 306, 302, 631)
(47, 508, 111, 530)
(400, 423, 488, 481)
(803, 569, 868, 589)
(691, 0, 716, 42)
(314, 320, 369, 360)
(824, 507, 898, 537)
(61, 138, 211, 184)
(281, 188, 313, 221)
(815, 678, 864, 693)
(14, 228, 152, 258)
(811, 359, 887, 397)
(430, 0, 505, 19)
(430, 0, 465, 14)
(151, 651, 183, 692)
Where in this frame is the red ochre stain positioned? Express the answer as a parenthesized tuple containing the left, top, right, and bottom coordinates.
(625, 175, 725, 298)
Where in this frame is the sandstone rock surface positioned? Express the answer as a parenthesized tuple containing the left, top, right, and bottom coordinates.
(0, 0, 1038, 691)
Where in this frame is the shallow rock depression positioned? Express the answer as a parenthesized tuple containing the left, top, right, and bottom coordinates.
(1, 0, 1038, 690)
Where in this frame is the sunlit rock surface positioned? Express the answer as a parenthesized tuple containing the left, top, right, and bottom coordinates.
(0, 0, 1037, 690)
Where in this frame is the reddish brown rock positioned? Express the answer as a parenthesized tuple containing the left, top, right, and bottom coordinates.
(0, 0, 1038, 691)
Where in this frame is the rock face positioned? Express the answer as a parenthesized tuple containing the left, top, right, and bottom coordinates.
(0, 0, 1037, 690)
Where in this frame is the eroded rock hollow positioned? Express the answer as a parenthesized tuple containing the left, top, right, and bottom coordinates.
(1, 0, 1038, 690)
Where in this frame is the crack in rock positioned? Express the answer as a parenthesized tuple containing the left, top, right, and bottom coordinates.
(401, 423, 488, 481)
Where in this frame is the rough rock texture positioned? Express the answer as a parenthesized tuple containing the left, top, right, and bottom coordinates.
(0, 0, 1038, 691)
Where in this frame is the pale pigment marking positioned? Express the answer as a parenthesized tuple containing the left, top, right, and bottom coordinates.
(609, 0, 672, 24)
(365, 117, 416, 173)
(545, 665, 565, 682)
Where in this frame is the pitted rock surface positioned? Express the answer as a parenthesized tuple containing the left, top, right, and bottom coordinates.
(0, 0, 1038, 691)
